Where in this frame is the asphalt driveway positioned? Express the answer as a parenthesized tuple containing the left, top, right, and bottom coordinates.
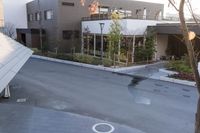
(0, 58, 198, 133)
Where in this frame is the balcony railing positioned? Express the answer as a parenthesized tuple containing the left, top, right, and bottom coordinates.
(82, 14, 162, 21)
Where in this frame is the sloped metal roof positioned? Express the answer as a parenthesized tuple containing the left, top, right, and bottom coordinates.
(0, 33, 33, 93)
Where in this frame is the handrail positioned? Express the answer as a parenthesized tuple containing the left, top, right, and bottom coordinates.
(82, 15, 163, 21)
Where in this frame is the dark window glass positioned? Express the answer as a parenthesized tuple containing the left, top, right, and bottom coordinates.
(63, 30, 73, 40)
(62, 2, 74, 6)
(28, 14, 33, 22)
(35, 12, 41, 21)
(74, 30, 79, 38)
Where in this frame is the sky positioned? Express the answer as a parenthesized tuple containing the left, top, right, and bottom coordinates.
(135, 0, 200, 17)
(3, 0, 33, 28)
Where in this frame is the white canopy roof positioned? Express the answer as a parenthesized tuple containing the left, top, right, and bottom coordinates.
(0, 33, 33, 93)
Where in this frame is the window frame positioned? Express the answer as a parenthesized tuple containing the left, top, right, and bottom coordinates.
(63, 30, 73, 40)
(28, 14, 34, 22)
(44, 10, 54, 20)
(62, 2, 75, 6)
(35, 12, 41, 21)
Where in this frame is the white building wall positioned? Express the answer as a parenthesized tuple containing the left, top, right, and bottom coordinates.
(156, 34, 168, 60)
(82, 19, 162, 35)
(3, 0, 33, 33)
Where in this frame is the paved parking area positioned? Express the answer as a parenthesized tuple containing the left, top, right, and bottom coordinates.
(0, 58, 198, 133)
(0, 103, 142, 133)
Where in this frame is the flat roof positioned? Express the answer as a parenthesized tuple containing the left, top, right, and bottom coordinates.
(149, 23, 200, 35)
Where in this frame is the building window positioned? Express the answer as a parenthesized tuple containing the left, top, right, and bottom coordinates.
(63, 30, 72, 40)
(74, 30, 79, 38)
(28, 14, 34, 22)
(99, 6, 109, 14)
(126, 10, 132, 17)
(44, 10, 53, 20)
(35, 12, 41, 21)
(62, 2, 75, 6)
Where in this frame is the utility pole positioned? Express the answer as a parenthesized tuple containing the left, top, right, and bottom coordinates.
(38, 0, 43, 52)
(99, 22, 105, 62)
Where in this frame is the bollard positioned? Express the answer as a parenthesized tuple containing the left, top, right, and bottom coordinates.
(3, 85, 10, 99)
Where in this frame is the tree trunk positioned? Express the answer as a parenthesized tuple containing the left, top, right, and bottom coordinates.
(178, 0, 200, 132)
(196, 98, 200, 133)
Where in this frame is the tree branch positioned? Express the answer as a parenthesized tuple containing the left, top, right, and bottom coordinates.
(186, 0, 200, 28)
(168, 0, 179, 11)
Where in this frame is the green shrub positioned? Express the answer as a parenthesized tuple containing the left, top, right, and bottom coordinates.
(73, 54, 113, 67)
(167, 60, 192, 74)
(103, 59, 113, 67)
(34, 51, 117, 67)
(55, 53, 74, 61)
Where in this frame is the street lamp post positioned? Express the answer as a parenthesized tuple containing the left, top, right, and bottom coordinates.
(83, 26, 90, 54)
(38, 0, 43, 52)
(99, 23, 105, 62)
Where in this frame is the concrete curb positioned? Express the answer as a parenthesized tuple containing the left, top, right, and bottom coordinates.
(31, 55, 116, 72)
(31, 55, 196, 87)
(156, 69, 195, 87)
(159, 69, 178, 75)
(159, 76, 196, 87)
(31, 55, 164, 73)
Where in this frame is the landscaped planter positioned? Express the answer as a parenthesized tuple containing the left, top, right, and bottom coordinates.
(159, 68, 195, 87)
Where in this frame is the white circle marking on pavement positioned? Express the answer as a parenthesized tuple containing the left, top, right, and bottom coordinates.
(92, 123, 115, 133)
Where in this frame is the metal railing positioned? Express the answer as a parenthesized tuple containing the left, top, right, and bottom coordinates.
(82, 15, 162, 21)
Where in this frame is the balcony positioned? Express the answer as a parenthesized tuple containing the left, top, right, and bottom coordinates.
(82, 13, 163, 21)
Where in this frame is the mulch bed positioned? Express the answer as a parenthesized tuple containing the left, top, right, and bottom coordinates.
(168, 72, 195, 82)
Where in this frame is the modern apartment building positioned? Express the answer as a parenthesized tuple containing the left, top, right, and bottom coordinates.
(17, 0, 164, 56)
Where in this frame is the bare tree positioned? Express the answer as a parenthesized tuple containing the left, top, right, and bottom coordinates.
(169, 0, 200, 132)
(0, 22, 16, 39)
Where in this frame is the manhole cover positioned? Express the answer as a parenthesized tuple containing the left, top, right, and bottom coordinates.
(92, 123, 115, 133)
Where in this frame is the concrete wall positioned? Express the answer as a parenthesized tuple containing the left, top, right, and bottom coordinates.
(156, 34, 168, 60)
(88, 0, 164, 20)
(27, 0, 164, 52)
(27, 0, 58, 51)
(82, 19, 162, 35)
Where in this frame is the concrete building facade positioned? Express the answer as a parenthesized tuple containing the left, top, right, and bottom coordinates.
(17, 0, 164, 55)
(149, 23, 200, 60)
